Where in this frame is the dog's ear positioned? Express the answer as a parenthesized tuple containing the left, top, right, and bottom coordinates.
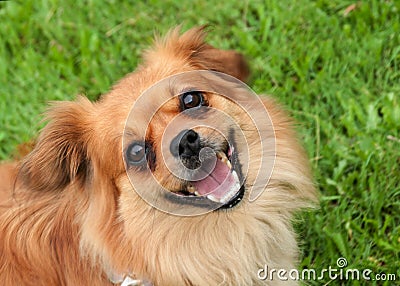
(19, 97, 94, 192)
(194, 43, 250, 83)
(148, 26, 250, 82)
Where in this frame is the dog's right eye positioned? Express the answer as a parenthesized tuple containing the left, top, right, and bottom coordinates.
(126, 142, 147, 166)
(180, 91, 205, 110)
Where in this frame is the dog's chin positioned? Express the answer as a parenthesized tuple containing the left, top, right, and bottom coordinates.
(175, 145, 245, 210)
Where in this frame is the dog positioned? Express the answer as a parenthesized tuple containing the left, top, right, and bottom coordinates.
(0, 27, 316, 285)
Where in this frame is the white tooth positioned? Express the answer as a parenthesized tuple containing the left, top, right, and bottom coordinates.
(194, 191, 200, 196)
(229, 191, 236, 198)
(221, 191, 231, 203)
(217, 152, 227, 161)
(232, 170, 239, 183)
(226, 159, 232, 169)
(187, 184, 196, 193)
(207, 194, 220, 203)
(221, 193, 230, 203)
(220, 176, 242, 203)
(216, 152, 232, 169)
(223, 192, 234, 203)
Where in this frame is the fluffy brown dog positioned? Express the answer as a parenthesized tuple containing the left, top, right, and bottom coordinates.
(0, 27, 316, 285)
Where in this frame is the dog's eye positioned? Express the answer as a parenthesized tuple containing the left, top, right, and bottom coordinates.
(126, 142, 147, 166)
(180, 91, 204, 110)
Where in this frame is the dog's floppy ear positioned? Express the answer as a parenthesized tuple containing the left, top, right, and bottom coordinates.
(19, 97, 94, 192)
(149, 26, 250, 82)
(194, 43, 250, 82)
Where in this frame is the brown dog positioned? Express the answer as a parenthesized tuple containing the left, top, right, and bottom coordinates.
(0, 27, 316, 285)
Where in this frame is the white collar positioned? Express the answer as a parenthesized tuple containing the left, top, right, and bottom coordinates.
(108, 272, 152, 286)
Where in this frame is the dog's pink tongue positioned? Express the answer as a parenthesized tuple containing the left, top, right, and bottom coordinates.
(192, 159, 235, 200)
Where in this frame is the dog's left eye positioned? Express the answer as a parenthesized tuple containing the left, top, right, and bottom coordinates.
(180, 91, 204, 110)
(126, 142, 147, 166)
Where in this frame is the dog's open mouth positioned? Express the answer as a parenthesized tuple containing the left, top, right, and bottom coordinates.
(178, 146, 245, 209)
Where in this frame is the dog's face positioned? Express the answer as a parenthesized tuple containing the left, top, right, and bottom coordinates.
(20, 27, 262, 214)
(122, 71, 258, 214)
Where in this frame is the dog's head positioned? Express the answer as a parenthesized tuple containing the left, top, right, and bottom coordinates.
(19, 27, 259, 212)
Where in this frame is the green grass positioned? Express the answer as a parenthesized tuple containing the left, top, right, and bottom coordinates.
(1, 0, 399, 285)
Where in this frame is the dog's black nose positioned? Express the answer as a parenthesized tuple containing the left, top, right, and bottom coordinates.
(170, 129, 201, 158)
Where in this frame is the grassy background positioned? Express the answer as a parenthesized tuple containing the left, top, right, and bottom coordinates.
(0, 0, 399, 285)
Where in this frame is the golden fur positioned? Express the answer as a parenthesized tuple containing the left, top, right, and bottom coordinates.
(0, 27, 316, 285)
